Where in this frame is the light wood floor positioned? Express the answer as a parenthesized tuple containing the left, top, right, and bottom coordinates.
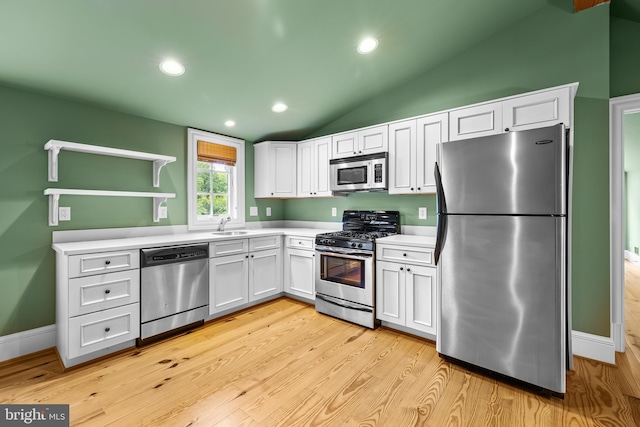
(2, 285, 640, 426)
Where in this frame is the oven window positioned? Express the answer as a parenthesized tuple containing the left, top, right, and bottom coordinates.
(337, 165, 367, 185)
(320, 254, 365, 288)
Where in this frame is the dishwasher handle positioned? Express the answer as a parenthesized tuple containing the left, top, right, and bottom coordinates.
(141, 243, 209, 267)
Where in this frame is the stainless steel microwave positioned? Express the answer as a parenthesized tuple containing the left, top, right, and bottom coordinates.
(330, 152, 388, 193)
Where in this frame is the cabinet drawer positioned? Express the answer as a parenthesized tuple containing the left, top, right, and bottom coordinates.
(69, 250, 139, 278)
(68, 303, 139, 358)
(250, 235, 281, 252)
(69, 270, 140, 317)
(209, 239, 249, 257)
(377, 245, 434, 266)
(286, 236, 314, 250)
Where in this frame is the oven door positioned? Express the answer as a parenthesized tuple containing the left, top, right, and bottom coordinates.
(315, 247, 374, 307)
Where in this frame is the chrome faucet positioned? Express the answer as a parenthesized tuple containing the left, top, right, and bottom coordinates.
(218, 216, 231, 231)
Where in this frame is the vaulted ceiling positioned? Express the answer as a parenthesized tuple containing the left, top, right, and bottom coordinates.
(0, 0, 616, 142)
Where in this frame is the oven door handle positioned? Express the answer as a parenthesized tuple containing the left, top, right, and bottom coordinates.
(316, 294, 372, 313)
(315, 249, 372, 261)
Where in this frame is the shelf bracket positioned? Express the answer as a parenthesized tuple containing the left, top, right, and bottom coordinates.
(48, 145, 61, 182)
(153, 196, 168, 222)
(153, 160, 169, 188)
(48, 193, 60, 226)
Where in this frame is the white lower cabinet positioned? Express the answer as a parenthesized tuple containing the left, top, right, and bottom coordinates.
(376, 242, 437, 336)
(209, 252, 249, 314)
(56, 248, 141, 368)
(284, 236, 316, 300)
(209, 236, 283, 314)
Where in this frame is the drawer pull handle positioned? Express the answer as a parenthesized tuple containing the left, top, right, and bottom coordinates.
(105, 260, 111, 265)
(104, 289, 111, 294)
(104, 327, 111, 332)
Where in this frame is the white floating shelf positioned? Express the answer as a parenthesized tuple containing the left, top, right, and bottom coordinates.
(44, 188, 176, 226)
(45, 140, 176, 187)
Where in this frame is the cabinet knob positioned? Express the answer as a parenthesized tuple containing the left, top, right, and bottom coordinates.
(400, 267, 404, 271)
(105, 260, 111, 265)
(417, 187, 421, 191)
(407, 268, 411, 273)
(403, 253, 407, 257)
(359, 151, 362, 154)
(246, 255, 249, 258)
(251, 255, 254, 258)
(410, 188, 414, 191)
(104, 327, 111, 332)
(104, 289, 111, 294)
(505, 128, 510, 132)
(353, 151, 357, 154)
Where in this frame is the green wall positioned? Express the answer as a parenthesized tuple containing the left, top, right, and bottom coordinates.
(611, 17, 640, 98)
(625, 113, 640, 254)
(289, 4, 612, 336)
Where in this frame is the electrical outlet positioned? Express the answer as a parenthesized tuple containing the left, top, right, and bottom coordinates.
(332, 207, 337, 217)
(250, 206, 258, 216)
(266, 207, 272, 217)
(419, 207, 427, 220)
(59, 207, 71, 221)
(158, 206, 168, 219)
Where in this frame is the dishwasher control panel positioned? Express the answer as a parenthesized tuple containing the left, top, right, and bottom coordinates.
(141, 244, 209, 267)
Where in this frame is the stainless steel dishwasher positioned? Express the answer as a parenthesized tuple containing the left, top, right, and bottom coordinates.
(139, 243, 209, 345)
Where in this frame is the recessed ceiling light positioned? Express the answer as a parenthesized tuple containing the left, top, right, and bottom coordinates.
(272, 102, 288, 113)
(357, 37, 378, 54)
(225, 120, 236, 127)
(159, 59, 185, 76)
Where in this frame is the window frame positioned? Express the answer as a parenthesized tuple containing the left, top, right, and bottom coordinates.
(187, 128, 245, 230)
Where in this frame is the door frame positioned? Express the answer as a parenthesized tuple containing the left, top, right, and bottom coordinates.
(610, 93, 640, 352)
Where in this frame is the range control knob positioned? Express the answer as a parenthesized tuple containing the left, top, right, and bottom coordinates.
(358, 243, 363, 248)
(331, 240, 336, 245)
(350, 242, 356, 248)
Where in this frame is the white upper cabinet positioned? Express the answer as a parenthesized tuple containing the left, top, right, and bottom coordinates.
(502, 86, 571, 132)
(449, 102, 502, 141)
(389, 113, 447, 195)
(297, 137, 332, 197)
(332, 125, 388, 159)
(254, 141, 297, 198)
(449, 83, 577, 142)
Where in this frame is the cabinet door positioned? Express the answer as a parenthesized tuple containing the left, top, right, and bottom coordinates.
(376, 260, 405, 325)
(297, 140, 314, 197)
(284, 248, 315, 300)
(314, 137, 332, 196)
(449, 102, 502, 141)
(271, 143, 297, 197)
(332, 132, 358, 159)
(249, 248, 282, 302)
(416, 113, 448, 193)
(388, 120, 416, 195)
(359, 125, 388, 156)
(405, 264, 436, 335)
(209, 254, 248, 314)
(502, 87, 570, 133)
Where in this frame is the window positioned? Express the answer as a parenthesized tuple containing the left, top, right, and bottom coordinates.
(187, 128, 245, 230)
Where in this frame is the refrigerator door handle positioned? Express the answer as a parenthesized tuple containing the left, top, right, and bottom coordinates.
(434, 161, 447, 265)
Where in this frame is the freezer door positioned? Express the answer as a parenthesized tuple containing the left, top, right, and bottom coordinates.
(439, 215, 567, 393)
(439, 124, 566, 215)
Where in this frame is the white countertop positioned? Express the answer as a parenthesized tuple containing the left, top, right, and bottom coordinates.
(376, 234, 436, 248)
(52, 228, 334, 256)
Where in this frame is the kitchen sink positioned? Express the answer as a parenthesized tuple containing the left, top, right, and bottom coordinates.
(211, 230, 251, 236)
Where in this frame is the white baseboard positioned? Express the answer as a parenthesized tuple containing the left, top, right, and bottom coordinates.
(571, 330, 615, 364)
(0, 325, 56, 363)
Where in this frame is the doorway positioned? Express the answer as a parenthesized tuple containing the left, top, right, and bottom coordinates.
(610, 94, 640, 353)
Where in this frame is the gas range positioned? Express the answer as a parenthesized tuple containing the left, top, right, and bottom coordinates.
(315, 210, 400, 252)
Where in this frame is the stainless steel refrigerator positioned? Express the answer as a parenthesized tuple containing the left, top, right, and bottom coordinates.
(434, 123, 571, 394)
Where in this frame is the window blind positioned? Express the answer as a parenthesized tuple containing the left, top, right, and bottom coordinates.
(197, 140, 237, 166)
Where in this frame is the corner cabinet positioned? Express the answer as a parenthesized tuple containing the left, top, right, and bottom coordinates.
(254, 141, 298, 198)
(376, 241, 437, 336)
(388, 113, 448, 195)
(449, 84, 577, 141)
(44, 140, 176, 226)
(297, 137, 332, 197)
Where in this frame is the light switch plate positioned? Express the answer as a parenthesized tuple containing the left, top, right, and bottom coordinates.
(158, 206, 168, 219)
(250, 206, 258, 216)
(59, 207, 71, 221)
(419, 207, 427, 220)
(266, 207, 272, 216)
(332, 207, 337, 217)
